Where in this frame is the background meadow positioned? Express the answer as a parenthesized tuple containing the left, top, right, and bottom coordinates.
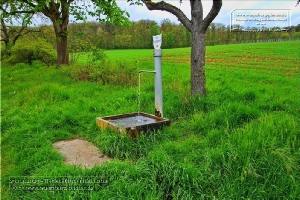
(1, 41, 300, 199)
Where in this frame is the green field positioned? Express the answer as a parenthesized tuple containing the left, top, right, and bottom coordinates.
(1, 41, 300, 199)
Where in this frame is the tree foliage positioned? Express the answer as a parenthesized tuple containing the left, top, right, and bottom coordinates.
(0, 3, 42, 57)
(10, 20, 296, 51)
(1, 0, 131, 26)
(1, 0, 131, 65)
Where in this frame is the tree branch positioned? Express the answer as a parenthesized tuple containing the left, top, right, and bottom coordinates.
(12, 26, 27, 44)
(203, 0, 222, 31)
(190, 0, 203, 21)
(13, 27, 41, 44)
(12, 14, 32, 43)
(61, 0, 70, 22)
(141, 0, 192, 32)
(23, 0, 38, 9)
(0, 7, 35, 15)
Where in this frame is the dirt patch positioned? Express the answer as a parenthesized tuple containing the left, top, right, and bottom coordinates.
(53, 139, 112, 169)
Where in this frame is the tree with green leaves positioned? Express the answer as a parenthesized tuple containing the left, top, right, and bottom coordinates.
(1, 0, 131, 65)
(1, 15, 40, 57)
(0, 3, 41, 57)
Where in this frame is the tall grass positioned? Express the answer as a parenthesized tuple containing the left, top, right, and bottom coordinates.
(1, 41, 299, 199)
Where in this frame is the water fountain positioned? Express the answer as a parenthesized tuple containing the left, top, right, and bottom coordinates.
(96, 34, 171, 137)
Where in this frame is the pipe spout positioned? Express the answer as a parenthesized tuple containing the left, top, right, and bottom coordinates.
(139, 70, 156, 74)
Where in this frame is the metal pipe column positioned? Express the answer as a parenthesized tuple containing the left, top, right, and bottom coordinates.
(154, 49, 163, 118)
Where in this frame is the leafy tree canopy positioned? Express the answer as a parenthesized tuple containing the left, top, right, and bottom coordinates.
(1, 0, 131, 65)
(1, 0, 131, 26)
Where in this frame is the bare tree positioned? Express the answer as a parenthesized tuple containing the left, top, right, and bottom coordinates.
(137, 0, 222, 96)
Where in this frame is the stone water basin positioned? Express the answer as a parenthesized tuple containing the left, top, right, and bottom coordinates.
(96, 112, 171, 137)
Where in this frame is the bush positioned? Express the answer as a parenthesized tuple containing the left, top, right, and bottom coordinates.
(291, 32, 300, 39)
(86, 47, 107, 65)
(68, 40, 91, 64)
(63, 59, 138, 86)
(63, 48, 138, 85)
(281, 33, 290, 39)
(7, 38, 56, 66)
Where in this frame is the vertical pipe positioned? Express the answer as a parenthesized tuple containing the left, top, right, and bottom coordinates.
(154, 49, 163, 118)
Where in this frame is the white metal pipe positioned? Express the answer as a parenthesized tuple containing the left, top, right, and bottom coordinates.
(154, 49, 163, 118)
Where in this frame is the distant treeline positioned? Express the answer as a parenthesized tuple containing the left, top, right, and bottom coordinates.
(33, 19, 300, 51)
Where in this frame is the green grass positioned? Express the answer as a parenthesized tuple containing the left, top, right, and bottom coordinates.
(1, 41, 300, 199)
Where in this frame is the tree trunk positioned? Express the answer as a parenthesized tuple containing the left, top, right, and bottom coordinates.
(191, 30, 206, 96)
(46, 1, 70, 65)
(56, 33, 69, 65)
(190, 0, 208, 96)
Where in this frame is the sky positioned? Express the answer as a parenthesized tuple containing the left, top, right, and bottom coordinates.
(115, 0, 300, 27)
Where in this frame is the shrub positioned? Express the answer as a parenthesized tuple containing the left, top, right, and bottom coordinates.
(64, 58, 138, 86)
(281, 33, 290, 39)
(68, 40, 91, 64)
(291, 32, 300, 39)
(86, 47, 107, 65)
(63, 47, 138, 85)
(7, 38, 56, 66)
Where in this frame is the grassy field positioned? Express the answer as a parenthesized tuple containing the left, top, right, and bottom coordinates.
(1, 41, 300, 199)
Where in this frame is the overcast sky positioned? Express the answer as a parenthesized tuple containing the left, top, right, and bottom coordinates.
(115, 0, 300, 27)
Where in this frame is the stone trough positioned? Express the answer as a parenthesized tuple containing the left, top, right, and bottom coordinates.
(96, 112, 170, 138)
